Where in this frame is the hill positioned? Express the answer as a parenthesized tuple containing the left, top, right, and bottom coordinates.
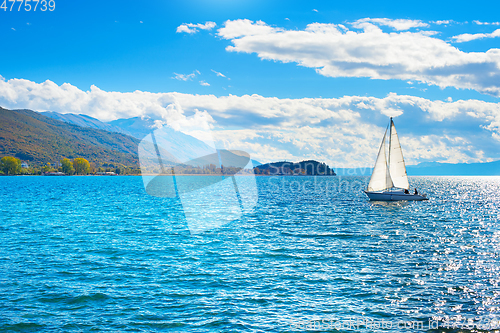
(254, 160, 335, 176)
(0, 107, 140, 166)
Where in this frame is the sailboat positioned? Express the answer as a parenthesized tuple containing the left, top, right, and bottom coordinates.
(364, 118, 428, 201)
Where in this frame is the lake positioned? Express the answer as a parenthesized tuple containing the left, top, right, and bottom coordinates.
(1, 175, 499, 332)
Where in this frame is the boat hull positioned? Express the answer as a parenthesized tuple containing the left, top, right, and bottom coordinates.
(364, 191, 428, 201)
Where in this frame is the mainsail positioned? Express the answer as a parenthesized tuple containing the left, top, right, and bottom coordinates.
(365, 118, 428, 201)
(388, 119, 409, 190)
(367, 127, 394, 191)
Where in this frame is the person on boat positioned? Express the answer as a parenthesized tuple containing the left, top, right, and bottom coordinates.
(414, 188, 418, 195)
(404, 189, 409, 194)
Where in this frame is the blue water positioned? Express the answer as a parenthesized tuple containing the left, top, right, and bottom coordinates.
(1, 176, 500, 332)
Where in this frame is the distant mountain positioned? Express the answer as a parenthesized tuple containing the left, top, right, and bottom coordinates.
(16, 110, 275, 168)
(42, 112, 128, 135)
(37, 112, 226, 162)
(107, 117, 156, 140)
(110, 116, 258, 165)
(254, 160, 335, 175)
(335, 160, 500, 176)
(0, 107, 140, 166)
(407, 160, 500, 176)
(146, 126, 219, 163)
(251, 159, 262, 167)
(41, 112, 163, 141)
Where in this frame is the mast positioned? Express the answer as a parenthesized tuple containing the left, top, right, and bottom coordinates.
(388, 117, 392, 170)
(388, 118, 409, 190)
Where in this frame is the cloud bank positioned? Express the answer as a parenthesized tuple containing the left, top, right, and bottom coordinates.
(217, 19, 500, 96)
(1, 77, 500, 167)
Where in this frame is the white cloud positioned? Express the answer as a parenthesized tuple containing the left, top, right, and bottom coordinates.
(1, 78, 500, 166)
(351, 18, 429, 31)
(199, 80, 210, 86)
(401, 135, 477, 164)
(168, 109, 216, 144)
(431, 20, 453, 25)
(313, 9, 318, 12)
(452, 28, 500, 43)
(176, 25, 193, 34)
(218, 19, 500, 96)
(211, 69, 227, 78)
(473, 20, 500, 26)
(176, 21, 216, 34)
(217, 19, 282, 39)
(172, 70, 200, 81)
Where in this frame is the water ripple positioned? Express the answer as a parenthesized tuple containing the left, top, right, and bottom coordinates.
(1, 176, 500, 331)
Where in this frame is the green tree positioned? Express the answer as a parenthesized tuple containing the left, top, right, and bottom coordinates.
(0, 156, 21, 175)
(61, 158, 74, 175)
(42, 162, 55, 173)
(73, 158, 90, 175)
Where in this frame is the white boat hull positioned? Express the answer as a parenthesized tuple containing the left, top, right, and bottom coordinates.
(364, 190, 428, 201)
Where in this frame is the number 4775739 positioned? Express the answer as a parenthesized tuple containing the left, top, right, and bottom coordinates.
(1, 0, 55, 11)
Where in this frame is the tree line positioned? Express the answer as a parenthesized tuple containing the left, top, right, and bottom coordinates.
(0, 156, 141, 175)
(1, 156, 255, 176)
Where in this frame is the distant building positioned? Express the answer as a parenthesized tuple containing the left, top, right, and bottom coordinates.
(21, 162, 29, 168)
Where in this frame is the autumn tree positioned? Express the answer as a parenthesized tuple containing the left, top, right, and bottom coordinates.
(0, 156, 21, 175)
(41, 163, 54, 173)
(73, 158, 90, 175)
(61, 158, 74, 175)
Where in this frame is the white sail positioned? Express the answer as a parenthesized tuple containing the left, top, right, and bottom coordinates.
(367, 128, 393, 192)
(388, 119, 409, 190)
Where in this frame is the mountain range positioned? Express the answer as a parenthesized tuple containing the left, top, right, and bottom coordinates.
(1, 108, 261, 168)
(335, 160, 500, 176)
(407, 160, 500, 176)
(42, 111, 262, 166)
(0, 107, 140, 166)
(43, 111, 161, 140)
(42, 111, 128, 135)
(2, 107, 498, 174)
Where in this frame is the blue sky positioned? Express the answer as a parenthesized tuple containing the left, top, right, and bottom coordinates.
(1, 0, 500, 167)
